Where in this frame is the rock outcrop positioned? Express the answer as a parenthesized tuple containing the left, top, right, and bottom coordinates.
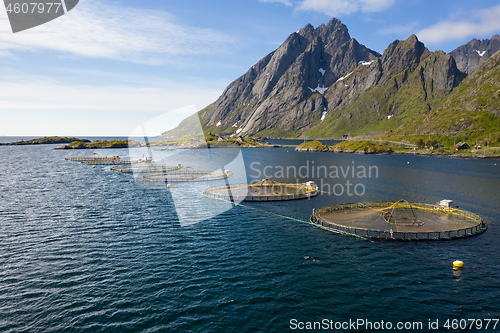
(450, 35, 500, 74)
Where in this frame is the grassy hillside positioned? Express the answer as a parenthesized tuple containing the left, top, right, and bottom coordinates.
(305, 52, 461, 138)
(395, 51, 500, 145)
(296, 140, 331, 150)
(332, 140, 392, 153)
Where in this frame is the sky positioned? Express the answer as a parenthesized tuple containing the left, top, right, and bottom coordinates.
(1, 0, 500, 136)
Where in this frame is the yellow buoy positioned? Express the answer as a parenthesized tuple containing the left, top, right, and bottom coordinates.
(453, 260, 464, 268)
(92, 165, 95, 168)
(166, 184, 171, 188)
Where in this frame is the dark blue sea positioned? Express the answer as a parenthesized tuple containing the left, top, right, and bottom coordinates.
(1, 140, 500, 332)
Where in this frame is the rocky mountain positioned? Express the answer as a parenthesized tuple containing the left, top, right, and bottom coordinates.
(398, 49, 500, 138)
(450, 35, 500, 74)
(164, 19, 499, 142)
(164, 18, 379, 138)
(304, 34, 464, 138)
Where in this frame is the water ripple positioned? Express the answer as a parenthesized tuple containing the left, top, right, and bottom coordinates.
(0, 145, 499, 332)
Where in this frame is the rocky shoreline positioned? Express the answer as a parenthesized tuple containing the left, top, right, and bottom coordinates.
(398, 150, 500, 159)
(295, 147, 500, 159)
(157, 143, 295, 151)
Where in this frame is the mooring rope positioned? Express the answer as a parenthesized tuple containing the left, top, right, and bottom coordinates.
(212, 196, 497, 279)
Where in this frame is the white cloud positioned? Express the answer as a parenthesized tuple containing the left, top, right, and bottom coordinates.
(296, 0, 396, 16)
(0, 68, 224, 135)
(0, 69, 222, 113)
(0, 0, 234, 64)
(417, 5, 500, 45)
(259, 0, 293, 6)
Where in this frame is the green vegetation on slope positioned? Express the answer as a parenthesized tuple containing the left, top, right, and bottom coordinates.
(391, 55, 500, 145)
(66, 140, 140, 148)
(296, 140, 330, 150)
(333, 140, 392, 153)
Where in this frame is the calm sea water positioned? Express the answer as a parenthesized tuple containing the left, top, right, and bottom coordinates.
(1, 142, 499, 332)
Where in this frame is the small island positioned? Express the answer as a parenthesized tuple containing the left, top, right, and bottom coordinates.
(155, 134, 284, 150)
(0, 136, 90, 146)
(54, 139, 141, 149)
(294, 140, 331, 152)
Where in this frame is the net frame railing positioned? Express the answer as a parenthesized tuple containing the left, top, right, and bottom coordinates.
(142, 167, 229, 183)
(203, 179, 319, 202)
(310, 202, 487, 241)
(65, 154, 135, 165)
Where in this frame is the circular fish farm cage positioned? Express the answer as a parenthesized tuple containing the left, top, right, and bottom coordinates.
(203, 178, 319, 202)
(111, 163, 182, 174)
(142, 167, 231, 183)
(65, 154, 134, 165)
(310, 199, 487, 241)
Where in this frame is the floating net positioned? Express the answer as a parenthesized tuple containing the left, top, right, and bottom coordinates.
(111, 162, 182, 174)
(311, 200, 487, 241)
(65, 153, 134, 165)
(204, 178, 318, 202)
(141, 167, 230, 183)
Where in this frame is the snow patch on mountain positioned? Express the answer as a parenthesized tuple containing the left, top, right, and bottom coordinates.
(309, 84, 328, 95)
(336, 72, 353, 82)
(321, 111, 327, 121)
(475, 49, 486, 57)
(359, 60, 374, 66)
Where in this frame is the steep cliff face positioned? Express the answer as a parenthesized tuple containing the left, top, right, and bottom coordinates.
(450, 35, 500, 74)
(405, 50, 500, 137)
(164, 18, 380, 138)
(305, 35, 464, 137)
(163, 19, 499, 140)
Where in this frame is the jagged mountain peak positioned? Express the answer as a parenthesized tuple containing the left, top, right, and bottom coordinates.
(383, 34, 425, 55)
(296, 18, 351, 51)
(450, 34, 500, 73)
(381, 34, 430, 79)
(163, 20, 497, 141)
(297, 23, 314, 38)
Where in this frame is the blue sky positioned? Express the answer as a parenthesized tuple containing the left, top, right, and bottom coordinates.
(1, 0, 500, 136)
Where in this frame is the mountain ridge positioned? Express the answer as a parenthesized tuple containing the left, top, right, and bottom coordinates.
(450, 34, 500, 74)
(163, 19, 500, 145)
